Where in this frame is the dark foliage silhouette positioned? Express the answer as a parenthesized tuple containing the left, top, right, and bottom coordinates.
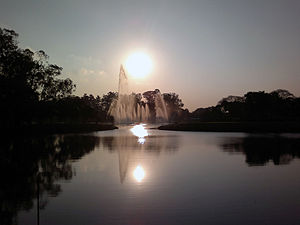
(221, 135, 300, 166)
(192, 89, 300, 122)
(0, 28, 75, 128)
(2, 27, 299, 128)
(0, 134, 100, 225)
(140, 89, 187, 122)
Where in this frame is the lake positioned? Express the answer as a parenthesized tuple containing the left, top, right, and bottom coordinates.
(2, 124, 300, 225)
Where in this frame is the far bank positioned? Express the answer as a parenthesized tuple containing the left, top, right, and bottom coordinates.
(158, 121, 300, 133)
(4, 123, 118, 135)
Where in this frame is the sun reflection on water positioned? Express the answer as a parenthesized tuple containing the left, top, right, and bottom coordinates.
(130, 124, 148, 144)
(138, 137, 146, 144)
(133, 165, 145, 182)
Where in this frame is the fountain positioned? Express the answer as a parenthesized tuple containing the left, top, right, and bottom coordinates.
(108, 65, 168, 123)
(155, 91, 168, 122)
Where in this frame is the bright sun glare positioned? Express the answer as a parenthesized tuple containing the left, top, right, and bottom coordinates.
(125, 51, 153, 78)
(130, 124, 148, 138)
(130, 124, 148, 144)
(133, 165, 145, 182)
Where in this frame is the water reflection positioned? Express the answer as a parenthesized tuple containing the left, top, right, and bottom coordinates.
(130, 124, 148, 144)
(101, 127, 180, 183)
(220, 135, 300, 166)
(130, 124, 148, 138)
(3, 130, 300, 225)
(0, 135, 100, 225)
(133, 164, 145, 182)
(138, 137, 146, 144)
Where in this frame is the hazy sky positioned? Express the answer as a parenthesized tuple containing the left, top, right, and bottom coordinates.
(1, 0, 300, 110)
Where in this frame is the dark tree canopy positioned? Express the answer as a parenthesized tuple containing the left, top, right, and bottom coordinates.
(0, 28, 75, 101)
(0, 134, 100, 224)
(271, 89, 295, 99)
(192, 89, 300, 122)
(142, 89, 160, 106)
(3, 27, 298, 126)
(101, 91, 118, 114)
(0, 28, 75, 126)
(218, 95, 245, 105)
(162, 92, 185, 121)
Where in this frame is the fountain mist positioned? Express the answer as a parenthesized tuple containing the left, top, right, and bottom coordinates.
(108, 65, 168, 124)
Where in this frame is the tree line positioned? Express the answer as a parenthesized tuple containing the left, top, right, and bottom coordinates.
(1, 27, 299, 127)
(191, 89, 300, 121)
(0, 28, 186, 127)
(28, 90, 187, 124)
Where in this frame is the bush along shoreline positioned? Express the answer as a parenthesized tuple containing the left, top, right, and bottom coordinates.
(158, 122, 300, 133)
(4, 123, 118, 135)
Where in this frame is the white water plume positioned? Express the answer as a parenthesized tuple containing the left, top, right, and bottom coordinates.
(108, 65, 168, 124)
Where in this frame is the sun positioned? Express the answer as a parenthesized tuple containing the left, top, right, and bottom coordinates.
(124, 51, 153, 78)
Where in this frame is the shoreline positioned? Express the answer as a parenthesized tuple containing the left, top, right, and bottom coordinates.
(158, 121, 300, 133)
(4, 123, 118, 135)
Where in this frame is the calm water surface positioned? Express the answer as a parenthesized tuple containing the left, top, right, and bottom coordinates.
(2, 125, 300, 225)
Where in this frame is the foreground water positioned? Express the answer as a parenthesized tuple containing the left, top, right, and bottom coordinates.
(2, 125, 300, 225)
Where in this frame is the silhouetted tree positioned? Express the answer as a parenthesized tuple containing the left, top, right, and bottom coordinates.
(142, 89, 160, 120)
(143, 89, 160, 106)
(132, 92, 143, 105)
(191, 89, 300, 122)
(101, 91, 118, 121)
(0, 28, 75, 127)
(271, 89, 295, 99)
(218, 95, 246, 121)
(163, 92, 184, 121)
(0, 135, 100, 224)
(191, 106, 224, 121)
(221, 136, 300, 166)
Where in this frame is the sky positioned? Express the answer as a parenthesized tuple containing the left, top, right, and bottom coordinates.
(1, 0, 300, 111)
